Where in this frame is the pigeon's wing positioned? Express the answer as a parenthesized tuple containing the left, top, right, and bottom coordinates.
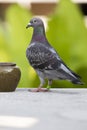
(26, 42, 79, 80)
(26, 42, 61, 69)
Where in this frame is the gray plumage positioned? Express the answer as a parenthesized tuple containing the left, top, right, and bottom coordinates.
(26, 17, 83, 92)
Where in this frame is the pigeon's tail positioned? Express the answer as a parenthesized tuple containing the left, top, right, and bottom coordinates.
(72, 79, 84, 85)
(70, 71, 84, 85)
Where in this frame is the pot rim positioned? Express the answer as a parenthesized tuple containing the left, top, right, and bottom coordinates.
(0, 62, 16, 66)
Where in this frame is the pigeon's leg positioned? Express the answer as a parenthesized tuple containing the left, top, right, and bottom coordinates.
(47, 79, 52, 90)
(29, 77, 48, 92)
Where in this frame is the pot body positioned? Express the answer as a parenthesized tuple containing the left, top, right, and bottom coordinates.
(0, 62, 21, 92)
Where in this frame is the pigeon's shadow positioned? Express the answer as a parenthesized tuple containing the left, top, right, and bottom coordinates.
(16, 88, 80, 95)
(49, 89, 80, 95)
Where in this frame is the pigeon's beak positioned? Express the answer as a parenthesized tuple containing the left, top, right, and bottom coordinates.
(26, 22, 32, 29)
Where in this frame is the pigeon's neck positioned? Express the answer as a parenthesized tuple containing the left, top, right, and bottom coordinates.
(31, 26, 47, 43)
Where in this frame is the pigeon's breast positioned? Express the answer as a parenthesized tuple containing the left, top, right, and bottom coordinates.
(26, 43, 38, 65)
(26, 42, 45, 67)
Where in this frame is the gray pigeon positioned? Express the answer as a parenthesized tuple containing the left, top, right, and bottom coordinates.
(26, 17, 83, 92)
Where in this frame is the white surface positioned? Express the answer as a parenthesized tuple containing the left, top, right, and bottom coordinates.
(0, 88, 87, 130)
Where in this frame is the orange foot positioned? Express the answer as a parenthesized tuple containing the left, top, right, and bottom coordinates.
(28, 88, 49, 92)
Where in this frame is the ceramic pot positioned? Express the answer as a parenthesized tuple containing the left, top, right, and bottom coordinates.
(0, 62, 21, 92)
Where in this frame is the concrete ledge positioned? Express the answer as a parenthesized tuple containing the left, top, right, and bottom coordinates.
(0, 88, 87, 130)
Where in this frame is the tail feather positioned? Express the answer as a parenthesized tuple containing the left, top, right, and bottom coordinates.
(72, 79, 84, 85)
(70, 71, 84, 85)
(60, 62, 82, 82)
(63, 65, 84, 85)
(71, 70, 81, 79)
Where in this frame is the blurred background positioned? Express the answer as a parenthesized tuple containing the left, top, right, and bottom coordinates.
(0, 0, 87, 88)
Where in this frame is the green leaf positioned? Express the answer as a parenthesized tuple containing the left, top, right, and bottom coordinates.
(47, 0, 87, 88)
(5, 4, 35, 88)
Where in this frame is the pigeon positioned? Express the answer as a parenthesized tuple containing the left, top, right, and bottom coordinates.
(26, 17, 84, 92)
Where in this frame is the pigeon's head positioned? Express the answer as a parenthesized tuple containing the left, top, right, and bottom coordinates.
(26, 17, 44, 29)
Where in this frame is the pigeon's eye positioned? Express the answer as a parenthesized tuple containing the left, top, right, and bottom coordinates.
(33, 20, 37, 23)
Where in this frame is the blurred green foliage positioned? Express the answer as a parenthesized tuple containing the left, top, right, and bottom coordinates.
(47, 0, 87, 87)
(0, 0, 86, 88)
(0, 4, 35, 88)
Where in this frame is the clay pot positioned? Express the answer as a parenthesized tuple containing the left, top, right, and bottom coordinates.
(0, 62, 21, 92)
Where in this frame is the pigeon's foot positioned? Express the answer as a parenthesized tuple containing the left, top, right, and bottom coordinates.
(28, 88, 49, 92)
(46, 85, 51, 90)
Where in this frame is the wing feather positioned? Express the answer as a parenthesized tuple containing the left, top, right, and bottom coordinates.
(26, 43, 61, 70)
(26, 42, 79, 80)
